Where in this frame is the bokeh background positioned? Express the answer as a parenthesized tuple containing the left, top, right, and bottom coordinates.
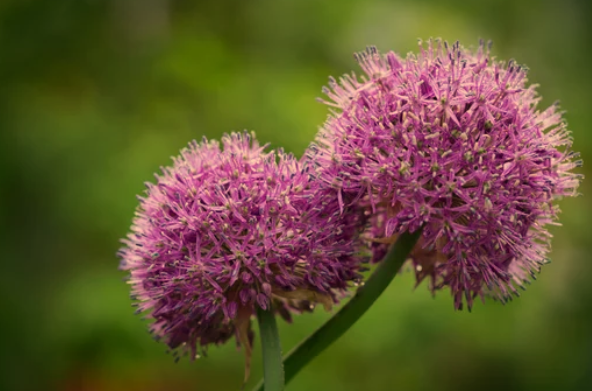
(1, 0, 591, 390)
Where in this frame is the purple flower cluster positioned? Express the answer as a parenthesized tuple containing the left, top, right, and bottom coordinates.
(118, 132, 365, 371)
(309, 40, 581, 309)
(120, 39, 582, 376)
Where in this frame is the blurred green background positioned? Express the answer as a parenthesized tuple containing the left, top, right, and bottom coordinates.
(1, 0, 591, 390)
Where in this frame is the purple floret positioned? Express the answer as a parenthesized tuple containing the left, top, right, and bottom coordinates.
(309, 39, 582, 310)
(118, 131, 366, 374)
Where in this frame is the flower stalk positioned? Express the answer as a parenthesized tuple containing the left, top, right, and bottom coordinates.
(253, 229, 421, 391)
(257, 306, 285, 391)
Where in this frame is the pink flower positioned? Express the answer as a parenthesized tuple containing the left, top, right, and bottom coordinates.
(308, 40, 582, 310)
(118, 131, 366, 375)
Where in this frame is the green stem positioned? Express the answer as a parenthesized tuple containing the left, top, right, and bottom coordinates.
(257, 306, 285, 391)
(253, 230, 421, 391)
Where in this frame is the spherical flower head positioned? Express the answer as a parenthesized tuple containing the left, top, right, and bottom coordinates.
(309, 39, 582, 310)
(118, 131, 366, 376)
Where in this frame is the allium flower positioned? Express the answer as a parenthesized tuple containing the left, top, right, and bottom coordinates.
(309, 39, 582, 310)
(118, 131, 365, 378)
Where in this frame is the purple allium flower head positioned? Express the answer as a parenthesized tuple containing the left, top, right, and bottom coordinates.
(118, 131, 365, 378)
(309, 39, 582, 310)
